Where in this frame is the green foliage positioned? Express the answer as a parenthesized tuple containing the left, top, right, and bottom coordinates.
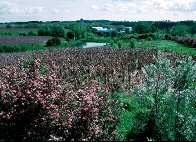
(147, 37, 152, 41)
(37, 25, 65, 37)
(110, 40, 114, 47)
(117, 40, 123, 48)
(189, 24, 196, 38)
(130, 51, 196, 141)
(164, 34, 171, 40)
(27, 31, 36, 36)
(125, 28, 131, 34)
(170, 25, 189, 37)
(66, 30, 75, 40)
(64, 41, 68, 47)
(130, 38, 136, 48)
(110, 30, 118, 38)
(49, 25, 65, 37)
(0, 45, 27, 53)
(6, 24, 12, 28)
(38, 28, 47, 36)
(70, 24, 87, 40)
(132, 22, 152, 34)
(46, 37, 61, 47)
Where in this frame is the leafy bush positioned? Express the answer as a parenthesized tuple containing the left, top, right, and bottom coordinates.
(6, 24, 12, 28)
(165, 34, 171, 40)
(46, 39, 53, 47)
(28, 31, 37, 36)
(46, 37, 61, 47)
(147, 37, 152, 41)
(152, 33, 160, 40)
(130, 38, 136, 48)
(130, 51, 196, 141)
(0, 45, 27, 53)
(117, 40, 123, 48)
(110, 40, 114, 47)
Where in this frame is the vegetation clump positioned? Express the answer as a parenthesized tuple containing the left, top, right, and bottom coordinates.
(46, 37, 61, 47)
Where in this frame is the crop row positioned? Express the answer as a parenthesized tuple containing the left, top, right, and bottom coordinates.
(0, 48, 188, 141)
(0, 48, 185, 92)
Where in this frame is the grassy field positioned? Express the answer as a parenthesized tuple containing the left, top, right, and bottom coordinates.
(136, 40, 196, 56)
(0, 28, 38, 36)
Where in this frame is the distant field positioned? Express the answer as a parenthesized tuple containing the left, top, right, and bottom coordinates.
(137, 40, 196, 56)
(0, 36, 64, 45)
(0, 28, 38, 36)
(0, 28, 38, 32)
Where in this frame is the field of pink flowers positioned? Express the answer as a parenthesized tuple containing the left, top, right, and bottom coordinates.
(0, 48, 185, 141)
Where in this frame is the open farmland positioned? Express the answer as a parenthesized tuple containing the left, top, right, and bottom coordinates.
(0, 36, 64, 45)
(0, 28, 38, 32)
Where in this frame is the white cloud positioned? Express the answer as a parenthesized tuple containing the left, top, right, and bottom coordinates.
(64, 10, 70, 13)
(169, 0, 196, 12)
(172, 11, 182, 16)
(127, 3, 136, 7)
(24, 6, 44, 14)
(116, 3, 136, 13)
(90, 5, 98, 10)
(142, 1, 153, 6)
(101, 4, 113, 12)
(117, 4, 128, 12)
(151, 0, 196, 12)
(52, 9, 59, 14)
(0, 1, 19, 14)
(136, 6, 146, 13)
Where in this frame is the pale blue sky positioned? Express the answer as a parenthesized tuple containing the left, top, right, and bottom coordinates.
(0, 0, 196, 22)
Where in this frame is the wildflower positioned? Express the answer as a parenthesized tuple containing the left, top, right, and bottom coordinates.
(84, 107, 88, 111)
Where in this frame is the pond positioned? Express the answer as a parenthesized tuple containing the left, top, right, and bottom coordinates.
(75, 42, 108, 48)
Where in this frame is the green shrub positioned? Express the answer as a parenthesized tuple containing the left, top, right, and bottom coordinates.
(130, 38, 136, 48)
(165, 34, 171, 40)
(46, 39, 53, 47)
(110, 40, 114, 47)
(117, 40, 123, 48)
(130, 51, 196, 141)
(147, 37, 152, 41)
(28, 31, 36, 36)
(64, 41, 68, 47)
(46, 37, 61, 47)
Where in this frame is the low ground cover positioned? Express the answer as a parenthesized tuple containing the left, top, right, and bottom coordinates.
(0, 48, 195, 141)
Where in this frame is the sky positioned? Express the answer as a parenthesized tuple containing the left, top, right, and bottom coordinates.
(0, 0, 196, 22)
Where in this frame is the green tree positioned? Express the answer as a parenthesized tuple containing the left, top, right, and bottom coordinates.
(170, 25, 189, 37)
(66, 31, 75, 40)
(46, 37, 61, 47)
(49, 25, 65, 37)
(28, 31, 36, 36)
(38, 28, 46, 36)
(132, 22, 151, 34)
(70, 24, 87, 40)
(125, 28, 131, 34)
(6, 24, 12, 28)
(116, 25, 125, 32)
(110, 30, 118, 38)
(190, 24, 196, 38)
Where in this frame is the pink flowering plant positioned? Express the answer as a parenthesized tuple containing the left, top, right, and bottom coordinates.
(0, 57, 122, 141)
